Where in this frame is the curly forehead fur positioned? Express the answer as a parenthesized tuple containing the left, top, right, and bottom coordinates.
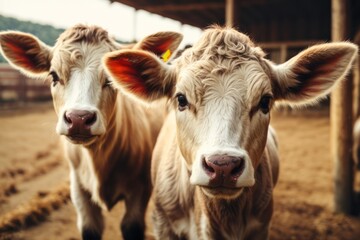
(57, 24, 114, 45)
(177, 26, 266, 74)
(51, 24, 118, 80)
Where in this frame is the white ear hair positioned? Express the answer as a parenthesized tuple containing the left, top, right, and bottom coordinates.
(270, 42, 358, 106)
(134, 31, 183, 58)
(0, 31, 52, 78)
(103, 49, 175, 102)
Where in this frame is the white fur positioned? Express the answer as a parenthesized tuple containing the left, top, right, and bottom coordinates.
(107, 27, 358, 240)
(199, 213, 208, 240)
(70, 168, 104, 234)
(178, 67, 261, 188)
(55, 44, 107, 136)
(191, 147, 255, 187)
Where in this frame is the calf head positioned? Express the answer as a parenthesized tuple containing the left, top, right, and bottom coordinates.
(0, 26, 182, 145)
(103, 26, 357, 198)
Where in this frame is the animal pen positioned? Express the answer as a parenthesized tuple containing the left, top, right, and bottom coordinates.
(110, 0, 360, 214)
(0, 64, 51, 107)
(0, 0, 360, 239)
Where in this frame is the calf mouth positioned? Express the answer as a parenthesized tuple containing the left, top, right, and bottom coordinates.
(200, 186, 244, 199)
(66, 135, 97, 145)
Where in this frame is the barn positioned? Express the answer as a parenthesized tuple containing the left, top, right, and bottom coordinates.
(0, 0, 359, 239)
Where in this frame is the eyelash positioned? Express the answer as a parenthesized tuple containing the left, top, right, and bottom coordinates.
(49, 71, 60, 86)
(176, 93, 189, 111)
(103, 79, 112, 88)
(258, 95, 273, 114)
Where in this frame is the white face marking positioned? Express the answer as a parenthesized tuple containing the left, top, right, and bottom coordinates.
(54, 43, 110, 137)
(190, 147, 255, 188)
(176, 62, 271, 190)
(56, 68, 104, 136)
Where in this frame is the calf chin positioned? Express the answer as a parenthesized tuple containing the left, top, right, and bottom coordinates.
(201, 186, 245, 200)
(66, 135, 98, 146)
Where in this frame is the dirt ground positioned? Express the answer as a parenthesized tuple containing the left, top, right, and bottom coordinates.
(0, 104, 360, 240)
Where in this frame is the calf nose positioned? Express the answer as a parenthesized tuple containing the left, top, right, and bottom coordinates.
(202, 155, 245, 187)
(64, 110, 96, 136)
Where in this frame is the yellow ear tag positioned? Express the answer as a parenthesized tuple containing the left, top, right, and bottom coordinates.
(161, 49, 171, 62)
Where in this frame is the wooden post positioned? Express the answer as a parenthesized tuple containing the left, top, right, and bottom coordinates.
(279, 44, 287, 63)
(133, 9, 137, 42)
(331, 0, 355, 215)
(225, 0, 236, 27)
(18, 72, 27, 104)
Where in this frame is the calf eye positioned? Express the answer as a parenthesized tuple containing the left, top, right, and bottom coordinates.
(259, 95, 272, 114)
(103, 79, 112, 88)
(176, 93, 188, 111)
(49, 71, 60, 87)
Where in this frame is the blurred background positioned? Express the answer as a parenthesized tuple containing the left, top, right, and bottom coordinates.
(0, 0, 360, 239)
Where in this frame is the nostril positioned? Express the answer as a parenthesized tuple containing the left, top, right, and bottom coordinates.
(85, 113, 96, 126)
(64, 112, 72, 125)
(230, 158, 245, 178)
(202, 158, 215, 175)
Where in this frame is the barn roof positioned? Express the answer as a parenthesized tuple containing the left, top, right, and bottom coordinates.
(110, 0, 360, 43)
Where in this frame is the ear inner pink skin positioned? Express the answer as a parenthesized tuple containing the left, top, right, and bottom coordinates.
(106, 56, 148, 96)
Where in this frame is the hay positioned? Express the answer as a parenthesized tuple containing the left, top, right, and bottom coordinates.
(0, 183, 70, 233)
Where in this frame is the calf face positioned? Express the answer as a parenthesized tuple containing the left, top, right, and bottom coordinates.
(104, 26, 357, 199)
(0, 26, 182, 145)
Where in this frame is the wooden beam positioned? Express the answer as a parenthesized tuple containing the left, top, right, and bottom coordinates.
(144, 3, 224, 12)
(226, 0, 235, 27)
(258, 40, 321, 49)
(331, 0, 355, 215)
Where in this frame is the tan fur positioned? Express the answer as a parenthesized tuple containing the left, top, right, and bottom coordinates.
(151, 114, 278, 239)
(150, 28, 355, 239)
(102, 26, 357, 239)
(0, 25, 174, 239)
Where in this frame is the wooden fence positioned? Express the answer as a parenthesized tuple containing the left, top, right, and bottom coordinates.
(0, 63, 51, 106)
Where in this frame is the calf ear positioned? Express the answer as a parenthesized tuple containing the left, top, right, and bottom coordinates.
(134, 31, 183, 60)
(103, 49, 175, 101)
(270, 42, 358, 105)
(0, 31, 52, 78)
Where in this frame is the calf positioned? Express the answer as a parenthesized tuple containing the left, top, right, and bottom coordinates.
(0, 25, 182, 239)
(103, 26, 358, 239)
